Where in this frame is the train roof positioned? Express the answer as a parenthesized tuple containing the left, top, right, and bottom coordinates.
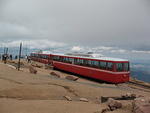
(31, 52, 129, 62)
(51, 53, 129, 62)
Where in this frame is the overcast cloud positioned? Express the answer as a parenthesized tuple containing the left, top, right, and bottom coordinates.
(0, 0, 150, 50)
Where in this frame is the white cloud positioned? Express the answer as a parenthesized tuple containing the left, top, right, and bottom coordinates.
(131, 50, 150, 54)
(110, 49, 127, 53)
(131, 64, 145, 68)
(71, 46, 82, 51)
(0, 40, 66, 49)
(95, 46, 113, 51)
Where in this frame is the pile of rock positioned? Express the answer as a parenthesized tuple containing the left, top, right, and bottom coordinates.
(80, 98, 89, 102)
(65, 75, 79, 81)
(45, 64, 53, 69)
(122, 93, 136, 98)
(63, 95, 89, 103)
(31, 63, 43, 68)
(101, 98, 123, 113)
(132, 97, 150, 113)
(29, 66, 37, 74)
(50, 72, 61, 78)
(101, 93, 136, 103)
(107, 98, 122, 111)
(64, 96, 72, 101)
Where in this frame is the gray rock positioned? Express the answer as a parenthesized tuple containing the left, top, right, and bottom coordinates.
(101, 108, 110, 113)
(50, 72, 60, 78)
(133, 97, 150, 113)
(107, 98, 122, 111)
(64, 96, 72, 101)
(65, 75, 79, 81)
(80, 98, 89, 102)
(29, 66, 37, 74)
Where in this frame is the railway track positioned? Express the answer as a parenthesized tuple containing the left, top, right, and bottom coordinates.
(127, 81, 150, 92)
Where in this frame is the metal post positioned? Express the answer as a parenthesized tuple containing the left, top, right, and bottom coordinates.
(4, 47, 6, 54)
(6, 48, 8, 55)
(18, 43, 22, 71)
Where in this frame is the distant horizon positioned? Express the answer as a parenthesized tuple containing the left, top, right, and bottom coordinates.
(0, 45, 150, 62)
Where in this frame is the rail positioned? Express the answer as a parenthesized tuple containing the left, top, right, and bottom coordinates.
(128, 81, 150, 92)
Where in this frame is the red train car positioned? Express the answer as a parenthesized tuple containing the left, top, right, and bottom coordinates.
(30, 53, 51, 64)
(30, 53, 130, 83)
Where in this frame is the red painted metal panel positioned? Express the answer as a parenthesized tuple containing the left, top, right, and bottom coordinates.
(53, 61, 129, 83)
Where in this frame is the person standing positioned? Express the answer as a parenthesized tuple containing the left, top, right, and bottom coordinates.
(9, 54, 12, 60)
(3, 54, 7, 64)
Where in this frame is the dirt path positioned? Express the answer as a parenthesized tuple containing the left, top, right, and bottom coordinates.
(0, 61, 149, 113)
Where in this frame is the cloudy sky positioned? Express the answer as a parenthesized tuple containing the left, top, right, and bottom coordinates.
(0, 0, 150, 52)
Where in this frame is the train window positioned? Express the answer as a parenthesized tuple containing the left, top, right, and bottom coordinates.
(99, 62, 107, 70)
(53, 56, 60, 61)
(60, 57, 63, 62)
(74, 58, 77, 64)
(124, 63, 129, 71)
(66, 57, 69, 62)
(43, 55, 45, 59)
(79, 59, 84, 65)
(107, 62, 113, 71)
(116, 63, 124, 72)
(63, 57, 66, 62)
(45, 55, 48, 59)
(91, 60, 95, 66)
(83, 59, 88, 66)
(88, 60, 92, 66)
(94, 61, 99, 68)
(68, 58, 73, 63)
(91, 60, 99, 68)
(64, 57, 69, 63)
(74, 58, 83, 65)
(76, 59, 80, 64)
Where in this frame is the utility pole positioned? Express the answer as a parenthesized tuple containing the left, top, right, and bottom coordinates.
(18, 42, 22, 71)
(6, 48, 8, 55)
(4, 47, 6, 54)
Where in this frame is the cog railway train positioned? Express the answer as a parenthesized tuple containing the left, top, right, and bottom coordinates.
(30, 52, 130, 83)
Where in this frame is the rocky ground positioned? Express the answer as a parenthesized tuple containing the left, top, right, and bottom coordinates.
(0, 60, 149, 113)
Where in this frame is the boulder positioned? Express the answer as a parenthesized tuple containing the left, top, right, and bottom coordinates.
(131, 93, 136, 98)
(64, 96, 72, 101)
(31, 63, 42, 68)
(133, 97, 150, 113)
(50, 72, 60, 78)
(107, 98, 122, 111)
(45, 64, 53, 69)
(121, 93, 136, 99)
(65, 75, 79, 81)
(35, 64, 43, 68)
(29, 66, 37, 74)
(80, 98, 89, 102)
(101, 108, 110, 113)
(126, 93, 132, 97)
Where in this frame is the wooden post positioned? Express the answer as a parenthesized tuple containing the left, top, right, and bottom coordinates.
(18, 43, 22, 71)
